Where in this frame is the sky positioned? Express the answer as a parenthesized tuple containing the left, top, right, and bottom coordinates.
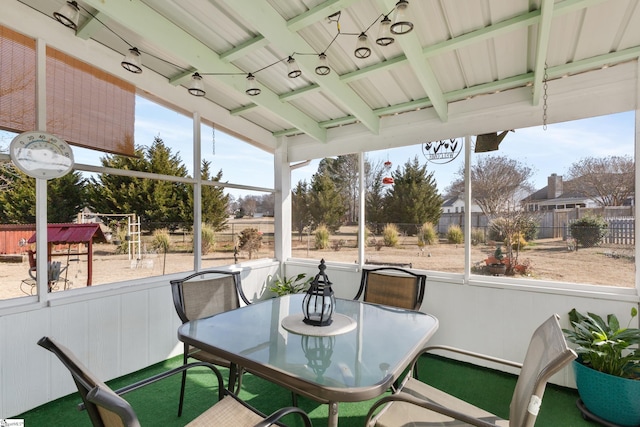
(1, 99, 634, 199)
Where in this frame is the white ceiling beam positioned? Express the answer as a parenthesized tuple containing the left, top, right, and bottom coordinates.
(378, 0, 448, 122)
(80, 0, 326, 143)
(531, 0, 556, 106)
(287, 0, 361, 32)
(223, 0, 380, 135)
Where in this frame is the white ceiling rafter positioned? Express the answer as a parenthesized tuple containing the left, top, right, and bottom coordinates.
(222, 0, 381, 135)
(531, 0, 556, 106)
(376, 0, 449, 122)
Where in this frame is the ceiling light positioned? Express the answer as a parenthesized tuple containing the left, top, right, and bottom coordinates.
(354, 33, 371, 59)
(188, 73, 205, 96)
(287, 56, 301, 78)
(246, 73, 261, 96)
(121, 47, 142, 73)
(54, 1, 80, 30)
(376, 15, 394, 46)
(390, 0, 413, 35)
(315, 53, 330, 76)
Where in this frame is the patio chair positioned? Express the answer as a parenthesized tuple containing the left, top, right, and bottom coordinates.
(20, 260, 69, 295)
(37, 336, 312, 427)
(170, 270, 251, 415)
(354, 267, 426, 310)
(365, 314, 577, 427)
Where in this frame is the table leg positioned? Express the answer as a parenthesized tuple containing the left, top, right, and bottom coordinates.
(327, 401, 338, 427)
(228, 363, 238, 393)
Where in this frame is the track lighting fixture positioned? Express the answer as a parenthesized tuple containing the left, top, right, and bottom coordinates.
(54, 1, 80, 30)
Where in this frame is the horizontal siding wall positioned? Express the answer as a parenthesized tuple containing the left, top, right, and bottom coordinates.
(0, 261, 280, 418)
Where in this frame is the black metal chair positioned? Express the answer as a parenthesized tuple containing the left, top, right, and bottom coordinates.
(170, 270, 251, 415)
(38, 336, 312, 427)
(355, 266, 426, 311)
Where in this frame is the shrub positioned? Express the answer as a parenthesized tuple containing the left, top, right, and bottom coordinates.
(470, 228, 485, 246)
(151, 228, 171, 254)
(506, 232, 527, 250)
(314, 224, 330, 249)
(152, 228, 171, 275)
(446, 224, 464, 244)
(201, 223, 216, 255)
(332, 239, 345, 251)
(238, 227, 262, 259)
(570, 215, 608, 250)
(382, 223, 399, 247)
(520, 217, 539, 241)
(418, 222, 438, 246)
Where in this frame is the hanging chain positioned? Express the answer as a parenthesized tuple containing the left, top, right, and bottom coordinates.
(542, 62, 548, 131)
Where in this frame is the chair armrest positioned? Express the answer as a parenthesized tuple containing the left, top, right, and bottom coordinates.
(78, 361, 224, 411)
(114, 361, 225, 400)
(365, 392, 499, 427)
(415, 344, 521, 371)
(253, 406, 313, 427)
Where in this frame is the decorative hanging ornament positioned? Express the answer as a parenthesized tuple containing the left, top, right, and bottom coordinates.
(384, 160, 392, 170)
(382, 176, 394, 185)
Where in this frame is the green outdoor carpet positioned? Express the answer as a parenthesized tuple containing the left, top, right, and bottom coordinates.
(17, 354, 599, 426)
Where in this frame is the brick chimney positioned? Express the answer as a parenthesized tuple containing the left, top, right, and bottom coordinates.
(547, 173, 563, 199)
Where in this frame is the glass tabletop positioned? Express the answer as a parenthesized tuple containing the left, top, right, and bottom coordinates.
(178, 294, 439, 403)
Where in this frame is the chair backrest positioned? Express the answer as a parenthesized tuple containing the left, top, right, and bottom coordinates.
(170, 270, 249, 323)
(355, 267, 426, 310)
(509, 314, 577, 427)
(48, 261, 62, 281)
(28, 261, 64, 282)
(37, 336, 114, 427)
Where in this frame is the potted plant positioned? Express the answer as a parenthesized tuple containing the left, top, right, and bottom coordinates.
(486, 246, 506, 275)
(268, 273, 313, 296)
(563, 308, 640, 426)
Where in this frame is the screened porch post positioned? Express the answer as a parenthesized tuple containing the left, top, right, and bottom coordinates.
(274, 136, 291, 262)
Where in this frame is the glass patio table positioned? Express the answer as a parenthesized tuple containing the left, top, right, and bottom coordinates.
(177, 293, 439, 427)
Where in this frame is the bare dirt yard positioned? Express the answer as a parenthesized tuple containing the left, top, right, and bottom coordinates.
(1, 223, 634, 301)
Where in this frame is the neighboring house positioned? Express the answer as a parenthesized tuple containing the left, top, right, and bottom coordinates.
(441, 195, 483, 213)
(523, 174, 597, 211)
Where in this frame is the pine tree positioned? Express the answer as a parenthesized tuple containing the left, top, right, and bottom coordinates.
(308, 172, 346, 232)
(292, 181, 311, 240)
(199, 159, 229, 231)
(0, 166, 86, 224)
(88, 136, 190, 230)
(384, 156, 442, 235)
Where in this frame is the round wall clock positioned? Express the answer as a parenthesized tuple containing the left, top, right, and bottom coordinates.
(10, 131, 75, 179)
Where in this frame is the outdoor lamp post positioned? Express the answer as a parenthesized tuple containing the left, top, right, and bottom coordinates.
(302, 259, 335, 326)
